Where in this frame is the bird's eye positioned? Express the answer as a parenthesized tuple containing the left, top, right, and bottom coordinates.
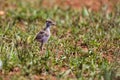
(48, 21, 52, 24)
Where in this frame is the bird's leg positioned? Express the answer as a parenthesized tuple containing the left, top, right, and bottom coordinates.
(40, 42, 43, 51)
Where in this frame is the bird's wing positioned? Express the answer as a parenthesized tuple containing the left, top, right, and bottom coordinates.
(35, 30, 49, 40)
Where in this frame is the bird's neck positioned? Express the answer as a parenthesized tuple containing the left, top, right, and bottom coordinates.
(44, 25, 51, 34)
(46, 23, 50, 28)
(44, 24, 50, 31)
(44, 24, 51, 30)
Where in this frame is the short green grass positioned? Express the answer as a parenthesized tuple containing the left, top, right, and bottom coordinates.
(0, 0, 120, 80)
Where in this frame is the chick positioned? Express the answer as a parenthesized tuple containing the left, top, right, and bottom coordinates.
(35, 19, 56, 50)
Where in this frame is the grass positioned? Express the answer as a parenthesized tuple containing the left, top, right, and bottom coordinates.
(0, 0, 120, 80)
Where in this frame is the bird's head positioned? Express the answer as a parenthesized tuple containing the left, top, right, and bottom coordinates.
(46, 19, 56, 28)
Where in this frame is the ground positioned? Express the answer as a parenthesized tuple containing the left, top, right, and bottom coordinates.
(0, 0, 120, 80)
(42, 0, 119, 11)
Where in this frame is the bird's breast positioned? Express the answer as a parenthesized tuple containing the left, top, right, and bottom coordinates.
(42, 35, 50, 43)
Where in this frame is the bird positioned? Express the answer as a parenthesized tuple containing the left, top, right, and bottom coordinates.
(35, 19, 56, 50)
